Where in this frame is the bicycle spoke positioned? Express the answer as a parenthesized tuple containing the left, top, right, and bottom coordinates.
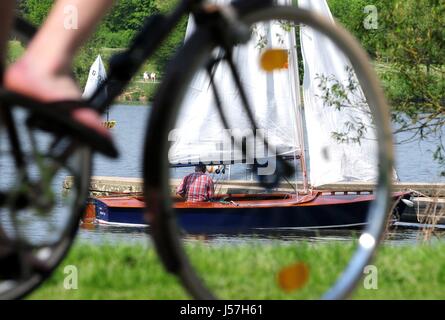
(1, 107, 27, 171)
(224, 48, 294, 186)
(0, 15, 92, 299)
(206, 48, 294, 186)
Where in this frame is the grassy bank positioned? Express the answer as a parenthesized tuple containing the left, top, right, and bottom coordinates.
(88, 48, 160, 104)
(29, 241, 445, 299)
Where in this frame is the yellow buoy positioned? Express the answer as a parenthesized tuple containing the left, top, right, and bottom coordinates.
(102, 120, 117, 129)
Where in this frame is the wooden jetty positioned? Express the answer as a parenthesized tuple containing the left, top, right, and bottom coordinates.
(63, 176, 444, 196)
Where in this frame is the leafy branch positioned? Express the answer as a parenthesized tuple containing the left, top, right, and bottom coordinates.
(316, 66, 444, 176)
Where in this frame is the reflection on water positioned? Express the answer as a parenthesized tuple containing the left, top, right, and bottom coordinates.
(78, 224, 149, 245)
(77, 222, 445, 246)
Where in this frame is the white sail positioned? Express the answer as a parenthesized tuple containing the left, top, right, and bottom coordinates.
(169, 0, 302, 167)
(299, 0, 379, 187)
(82, 55, 107, 99)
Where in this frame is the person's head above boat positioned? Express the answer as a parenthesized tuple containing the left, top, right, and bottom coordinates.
(195, 163, 207, 173)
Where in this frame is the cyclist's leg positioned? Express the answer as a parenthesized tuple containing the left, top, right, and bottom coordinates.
(0, 11, 97, 299)
(0, 1, 15, 70)
(0, 0, 17, 271)
(4, 0, 114, 136)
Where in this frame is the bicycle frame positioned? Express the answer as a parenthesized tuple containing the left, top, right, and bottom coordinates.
(88, 0, 196, 112)
(87, 0, 273, 113)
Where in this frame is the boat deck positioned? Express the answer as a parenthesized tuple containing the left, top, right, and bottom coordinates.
(93, 191, 409, 209)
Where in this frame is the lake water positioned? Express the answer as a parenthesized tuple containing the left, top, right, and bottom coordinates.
(73, 104, 445, 245)
(0, 104, 443, 246)
(92, 104, 445, 180)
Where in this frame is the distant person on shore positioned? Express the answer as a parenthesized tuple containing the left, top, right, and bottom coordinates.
(150, 72, 156, 82)
(143, 71, 149, 82)
(176, 164, 215, 202)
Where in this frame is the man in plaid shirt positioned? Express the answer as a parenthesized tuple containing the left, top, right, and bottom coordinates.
(176, 164, 215, 202)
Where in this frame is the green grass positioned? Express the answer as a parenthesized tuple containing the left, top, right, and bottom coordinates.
(117, 81, 160, 104)
(85, 48, 160, 103)
(28, 241, 445, 300)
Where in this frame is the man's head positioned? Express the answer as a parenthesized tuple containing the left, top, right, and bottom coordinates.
(195, 164, 207, 173)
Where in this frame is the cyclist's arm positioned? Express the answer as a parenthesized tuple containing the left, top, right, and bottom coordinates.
(176, 176, 188, 197)
(207, 178, 215, 200)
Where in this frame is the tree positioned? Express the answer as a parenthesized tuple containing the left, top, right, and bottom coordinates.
(19, 0, 53, 26)
(380, 0, 444, 174)
(330, 0, 444, 175)
(328, 0, 383, 58)
(150, 0, 187, 73)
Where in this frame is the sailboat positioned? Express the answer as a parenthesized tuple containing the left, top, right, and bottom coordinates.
(83, 55, 116, 129)
(88, 0, 410, 232)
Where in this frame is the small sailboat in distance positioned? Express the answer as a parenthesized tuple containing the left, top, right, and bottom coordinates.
(83, 55, 116, 129)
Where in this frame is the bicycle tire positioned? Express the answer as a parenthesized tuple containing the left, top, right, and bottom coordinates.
(0, 17, 92, 299)
(144, 5, 393, 299)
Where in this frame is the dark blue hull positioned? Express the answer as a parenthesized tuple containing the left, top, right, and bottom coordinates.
(95, 200, 147, 226)
(91, 193, 410, 233)
(175, 202, 370, 233)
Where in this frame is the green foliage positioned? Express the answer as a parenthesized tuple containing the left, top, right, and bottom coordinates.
(150, 0, 187, 72)
(17, 0, 186, 74)
(380, 1, 445, 175)
(315, 68, 370, 146)
(19, 0, 54, 25)
(329, 0, 444, 174)
(103, 0, 157, 33)
(97, 0, 186, 72)
(328, 0, 381, 57)
(97, 29, 135, 48)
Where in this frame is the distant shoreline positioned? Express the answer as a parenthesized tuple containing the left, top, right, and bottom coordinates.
(115, 81, 160, 104)
(112, 102, 151, 107)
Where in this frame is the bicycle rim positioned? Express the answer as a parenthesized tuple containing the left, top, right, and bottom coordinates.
(144, 5, 393, 299)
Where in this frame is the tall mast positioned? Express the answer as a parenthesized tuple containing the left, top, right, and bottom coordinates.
(288, 21, 309, 193)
